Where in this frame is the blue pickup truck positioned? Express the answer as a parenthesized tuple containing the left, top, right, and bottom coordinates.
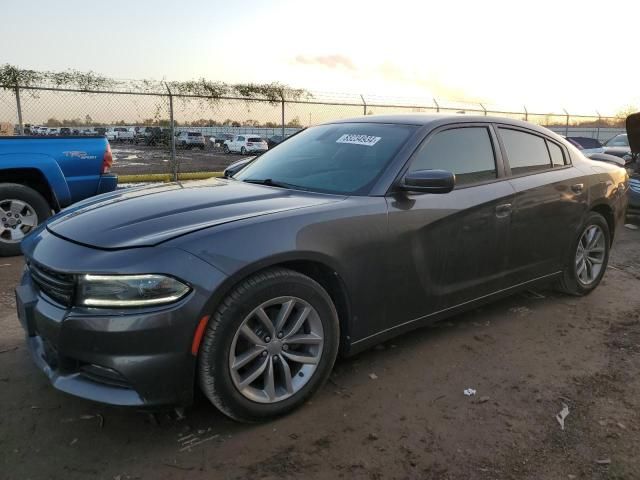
(0, 136, 117, 256)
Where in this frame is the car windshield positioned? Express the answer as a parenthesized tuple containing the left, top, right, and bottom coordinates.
(605, 134, 628, 147)
(235, 122, 416, 195)
(248, 137, 263, 142)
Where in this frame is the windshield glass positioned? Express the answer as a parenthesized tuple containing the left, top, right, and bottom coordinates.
(606, 134, 628, 147)
(235, 123, 416, 195)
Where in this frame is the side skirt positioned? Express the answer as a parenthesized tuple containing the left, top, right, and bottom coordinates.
(346, 271, 562, 356)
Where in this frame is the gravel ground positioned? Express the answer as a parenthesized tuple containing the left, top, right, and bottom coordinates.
(1, 219, 639, 480)
(110, 143, 250, 175)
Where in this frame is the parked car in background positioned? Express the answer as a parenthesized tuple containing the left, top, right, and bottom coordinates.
(94, 127, 107, 136)
(267, 135, 285, 149)
(15, 115, 628, 422)
(565, 136, 604, 155)
(603, 134, 632, 162)
(113, 127, 135, 142)
(46, 128, 59, 136)
(145, 127, 172, 146)
(0, 135, 117, 256)
(135, 127, 155, 143)
(105, 128, 117, 141)
(59, 127, 72, 136)
(223, 135, 268, 154)
(80, 128, 94, 136)
(176, 131, 206, 149)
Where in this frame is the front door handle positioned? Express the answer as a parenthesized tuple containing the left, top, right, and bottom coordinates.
(571, 183, 584, 194)
(495, 203, 512, 218)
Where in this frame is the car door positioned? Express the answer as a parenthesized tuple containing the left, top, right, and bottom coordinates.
(235, 136, 244, 152)
(385, 123, 515, 325)
(496, 126, 588, 283)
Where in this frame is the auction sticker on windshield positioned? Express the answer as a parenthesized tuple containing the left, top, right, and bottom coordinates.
(336, 134, 381, 147)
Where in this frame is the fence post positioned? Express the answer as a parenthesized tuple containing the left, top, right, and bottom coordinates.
(433, 98, 440, 113)
(15, 86, 24, 135)
(523, 105, 528, 121)
(360, 94, 367, 115)
(563, 109, 570, 136)
(596, 110, 601, 141)
(281, 98, 285, 139)
(164, 82, 177, 181)
(479, 103, 487, 116)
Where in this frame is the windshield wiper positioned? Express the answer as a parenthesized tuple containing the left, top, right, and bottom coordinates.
(243, 178, 295, 189)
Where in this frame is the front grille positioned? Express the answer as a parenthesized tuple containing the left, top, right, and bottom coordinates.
(28, 262, 75, 306)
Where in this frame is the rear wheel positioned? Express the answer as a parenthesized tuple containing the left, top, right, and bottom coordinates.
(223, 144, 230, 154)
(557, 212, 610, 296)
(240, 146, 247, 155)
(198, 268, 339, 422)
(0, 184, 51, 257)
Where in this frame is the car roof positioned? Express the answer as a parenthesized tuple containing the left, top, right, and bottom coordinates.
(324, 113, 561, 138)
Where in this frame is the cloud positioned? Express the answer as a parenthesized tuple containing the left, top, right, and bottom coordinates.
(294, 54, 356, 70)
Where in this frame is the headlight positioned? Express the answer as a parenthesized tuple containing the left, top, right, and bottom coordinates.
(77, 274, 190, 308)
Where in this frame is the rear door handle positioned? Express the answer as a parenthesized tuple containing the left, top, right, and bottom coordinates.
(495, 203, 512, 218)
(571, 183, 584, 194)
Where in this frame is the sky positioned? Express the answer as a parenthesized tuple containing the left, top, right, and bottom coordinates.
(2, 0, 639, 116)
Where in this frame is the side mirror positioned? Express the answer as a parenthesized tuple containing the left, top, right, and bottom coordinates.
(399, 169, 455, 194)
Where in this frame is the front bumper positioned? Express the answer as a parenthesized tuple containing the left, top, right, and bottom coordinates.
(17, 229, 227, 407)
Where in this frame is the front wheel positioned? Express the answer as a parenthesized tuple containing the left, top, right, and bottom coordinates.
(0, 183, 51, 256)
(223, 145, 230, 154)
(557, 211, 610, 296)
(198, 268, 339, 422)
(240, 146, 246, 155)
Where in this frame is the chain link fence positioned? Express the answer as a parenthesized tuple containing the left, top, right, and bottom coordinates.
(0, 83, 627, 177)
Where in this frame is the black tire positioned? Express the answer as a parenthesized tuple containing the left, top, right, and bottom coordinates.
(223, 144, 230, 154)
(240, 146, 247, 155)
(0, 183, 51, 257)
(198, 268, 340, 422)
(557, 211, 610, 296)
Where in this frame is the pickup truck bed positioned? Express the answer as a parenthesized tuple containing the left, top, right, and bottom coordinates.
(0, 136, 117, 256)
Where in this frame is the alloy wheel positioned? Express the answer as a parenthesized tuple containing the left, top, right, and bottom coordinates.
(575, 224, 606, 285)
(229, 296, 324, 403)
(0, 199, 38, 243)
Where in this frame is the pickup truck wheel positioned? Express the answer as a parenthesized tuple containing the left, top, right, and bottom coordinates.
(0, 184, 51, 256)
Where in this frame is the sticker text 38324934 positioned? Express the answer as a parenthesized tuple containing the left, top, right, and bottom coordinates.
(336, 134, 381, 147)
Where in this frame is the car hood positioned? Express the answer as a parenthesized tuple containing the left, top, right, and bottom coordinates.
(46, 178, 344, 249)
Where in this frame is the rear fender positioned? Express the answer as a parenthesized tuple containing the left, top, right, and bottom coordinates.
(0, 153, 71, 207)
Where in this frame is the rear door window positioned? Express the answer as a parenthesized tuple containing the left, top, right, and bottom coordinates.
(498, 128, 551, 175)
(248, 137, 262, 142)
(547, 141, 566, 167)
(408, 126, 497, 186)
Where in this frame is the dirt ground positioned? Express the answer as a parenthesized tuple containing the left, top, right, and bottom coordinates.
(110, 143, 247, 175)
(1, 220, 640, 480)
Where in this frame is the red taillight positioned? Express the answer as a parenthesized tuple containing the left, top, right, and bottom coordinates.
(102, 143, 113, 174)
